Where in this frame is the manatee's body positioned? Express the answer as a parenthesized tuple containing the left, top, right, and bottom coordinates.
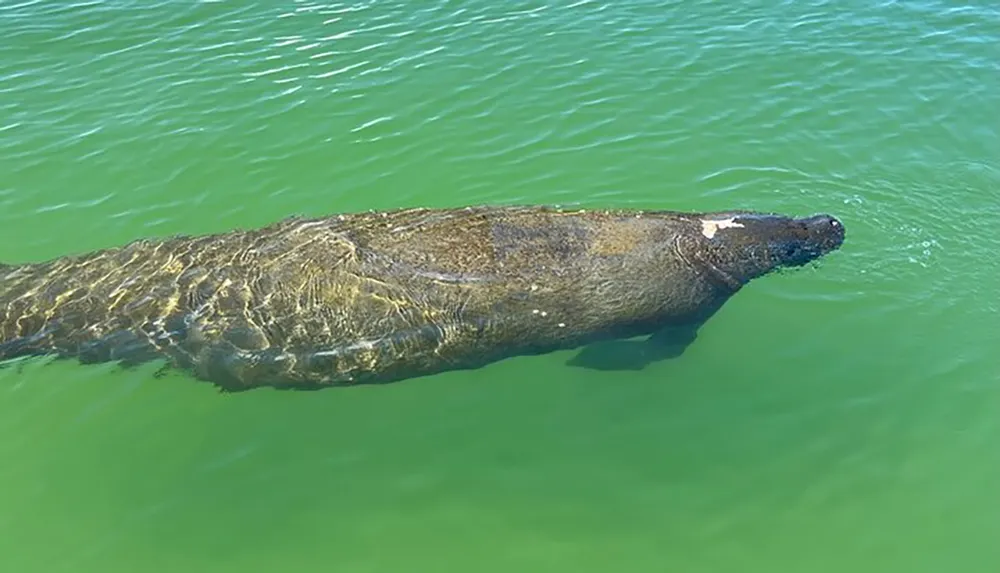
(0, 205, 844, 391)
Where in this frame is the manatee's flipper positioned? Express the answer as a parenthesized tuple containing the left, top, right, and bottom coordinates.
(566, 323, 700, 372)
(645, 322, 699, 359)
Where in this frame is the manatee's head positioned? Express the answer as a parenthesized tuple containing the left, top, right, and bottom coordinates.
(690, 211, 845, 288)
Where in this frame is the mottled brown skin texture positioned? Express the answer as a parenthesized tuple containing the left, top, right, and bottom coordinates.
(0, 205, 845, 391)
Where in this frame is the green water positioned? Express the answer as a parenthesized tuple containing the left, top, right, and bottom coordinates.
(1, 1, 998, 571)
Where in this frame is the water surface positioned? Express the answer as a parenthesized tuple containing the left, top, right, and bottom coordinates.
(1, 1, 998, 571)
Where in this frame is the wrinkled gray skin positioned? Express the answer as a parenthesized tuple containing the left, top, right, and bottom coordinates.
(0, 205, 845, 391)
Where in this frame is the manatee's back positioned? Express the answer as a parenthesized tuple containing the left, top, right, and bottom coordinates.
(331, 205, 716, 375)
(212, 206, 596, 387)
(0, 205, 711, 389)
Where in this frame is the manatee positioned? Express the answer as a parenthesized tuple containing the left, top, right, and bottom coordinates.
(0, 205, 844, 391)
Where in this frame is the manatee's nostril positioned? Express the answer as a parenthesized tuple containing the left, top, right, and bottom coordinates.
(814, 215, 846, 251)
(829, 217, 845, 235)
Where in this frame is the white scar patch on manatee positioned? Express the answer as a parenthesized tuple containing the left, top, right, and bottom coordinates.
(700, 217, 745, 239)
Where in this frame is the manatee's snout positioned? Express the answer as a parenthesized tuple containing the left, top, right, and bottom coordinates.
(801, 214, 845, 255)
(775, 213, 846, 269)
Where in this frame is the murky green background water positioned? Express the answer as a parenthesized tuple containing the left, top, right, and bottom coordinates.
(1, 1, 998, 571)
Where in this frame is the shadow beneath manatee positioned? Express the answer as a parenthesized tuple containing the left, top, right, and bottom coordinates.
(566, 324, 699, 372)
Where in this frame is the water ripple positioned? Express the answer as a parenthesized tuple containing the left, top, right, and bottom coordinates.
(0, 0, 994, 258)
(1, 1, 999, 568)
(0, 0, 993, 258)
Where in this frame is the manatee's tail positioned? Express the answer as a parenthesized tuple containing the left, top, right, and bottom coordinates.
(0, 261, 32, 364)
(0, 260, 174, 371)
(0, 261, 66, 364)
